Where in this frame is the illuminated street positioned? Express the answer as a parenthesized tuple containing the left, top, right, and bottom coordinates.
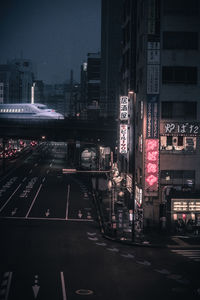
(1, 0, 200, 299)
(0, 144, 199, 299)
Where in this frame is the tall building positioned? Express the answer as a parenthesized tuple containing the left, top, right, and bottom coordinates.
(87, 52, 101, 106)
(118, 0, 200, 232)
(0, 64, 21, 103)
(10, 59, 35, 103)
(0, 59, 35, 104)
(79, 53, 101, 120)
(100, 0, 123, 119)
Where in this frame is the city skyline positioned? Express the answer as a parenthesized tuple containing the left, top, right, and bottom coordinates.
(0, 0, 101, 83)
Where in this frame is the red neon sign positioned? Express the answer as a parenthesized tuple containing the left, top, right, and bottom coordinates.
(145, 139, 159, 191)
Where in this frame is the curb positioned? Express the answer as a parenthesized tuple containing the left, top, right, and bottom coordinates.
(102, 233, 200, 249)
(92, 187, 200, 250)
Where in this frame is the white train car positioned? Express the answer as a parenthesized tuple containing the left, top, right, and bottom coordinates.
(0, 103, 64, 120)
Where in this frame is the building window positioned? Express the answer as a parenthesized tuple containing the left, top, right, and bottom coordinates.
(160, 136, 196, 151)
(162, 67, 197, 84)
(161, 102, 197, 120)
(163, 0, 199, 16)
(163, 32, 198, 50)
(161, 170, 195, 181)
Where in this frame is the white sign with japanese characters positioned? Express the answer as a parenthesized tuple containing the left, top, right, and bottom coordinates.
(163, 123, 200, 135)
(119, 96, 129, 121)
(119, 124, 128, 154)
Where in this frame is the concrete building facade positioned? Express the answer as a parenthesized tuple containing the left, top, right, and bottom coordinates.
(100, 0, 123, 119)
(118, 0, 200, 232)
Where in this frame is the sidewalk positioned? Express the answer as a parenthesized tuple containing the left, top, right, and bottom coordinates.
(93, 191, 200, 249)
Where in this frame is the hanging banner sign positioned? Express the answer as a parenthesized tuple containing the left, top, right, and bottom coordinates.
(119, 124, 128, 154)
(119, 96, 129, 121)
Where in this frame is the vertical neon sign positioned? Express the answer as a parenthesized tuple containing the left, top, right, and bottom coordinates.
(119, 124, 128, 154)
(145, 139, 159, 191)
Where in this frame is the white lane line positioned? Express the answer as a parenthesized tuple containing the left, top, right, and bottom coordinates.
(25, 184, 43, 218)
(0, 184, 21, 213)
(23, 177, 27, 182)
(65, 184, 70, 220)
(42, 177, 46, 183)
(5, 272, 13, 300)
(60, 272, 67, 300)
(0, 216, 94, 222)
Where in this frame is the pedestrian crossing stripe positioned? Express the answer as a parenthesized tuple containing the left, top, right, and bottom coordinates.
(171, 250, 200, 262)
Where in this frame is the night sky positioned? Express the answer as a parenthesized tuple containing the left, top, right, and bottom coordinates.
(0, 0, 101, 83)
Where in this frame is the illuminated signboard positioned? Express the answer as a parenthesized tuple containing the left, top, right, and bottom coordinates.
(119, 124, 128, 154)
(162, 122, 200, 135)
(119, 96, 129, 121)
(145, 139, 159, 192)
(172, 199, 200, 212)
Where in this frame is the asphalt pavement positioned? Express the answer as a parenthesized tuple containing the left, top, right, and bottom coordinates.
(0, 144, 200, 299)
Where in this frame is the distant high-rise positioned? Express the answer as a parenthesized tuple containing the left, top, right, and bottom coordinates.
(87, 52, 101, 106)
(0, 59, 35, 104)
(10, 59, 35, 103)
(100, 0, 123, 119)
(0, 64, 21, 103)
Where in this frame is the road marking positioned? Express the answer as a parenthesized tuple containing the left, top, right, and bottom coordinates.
(65, 184, 70, 220)
(106, 247, 119, 252)
(29, 169, 33, 174)
(78, 210, 83, 218)
(45, 209, 50, 217)
(96, 242, 107, 246)
(87, 232, 96, 236)
(0, 216, 94, 222)
(0, 184, 21, 213)
(67, 218, 93, 222)
(171, 250, 200, 262)
(32, 275, 40, 299)
(5, 272, 12, 300)
(46, 170, 50, 174)
(11, 207, 18, 216)
(171, 237, 189, 246)
(121, 253, 135, 259)
(25, 184, 43, 218)
(60, 272, 67, 300)
(42, 177, 46, 183)
(136, 260, 151, 266)
(88, 237, 98, 241)
(23, 177, 27, 182)
(75, 289, 93, 296)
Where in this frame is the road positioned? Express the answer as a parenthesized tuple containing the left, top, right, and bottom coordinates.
(0, 143, 200, 300)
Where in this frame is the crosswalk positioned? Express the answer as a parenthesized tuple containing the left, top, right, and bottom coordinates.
(171, 249, 200, 262)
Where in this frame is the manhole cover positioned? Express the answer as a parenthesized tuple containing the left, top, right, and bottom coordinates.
(75, 289, 94, 296)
